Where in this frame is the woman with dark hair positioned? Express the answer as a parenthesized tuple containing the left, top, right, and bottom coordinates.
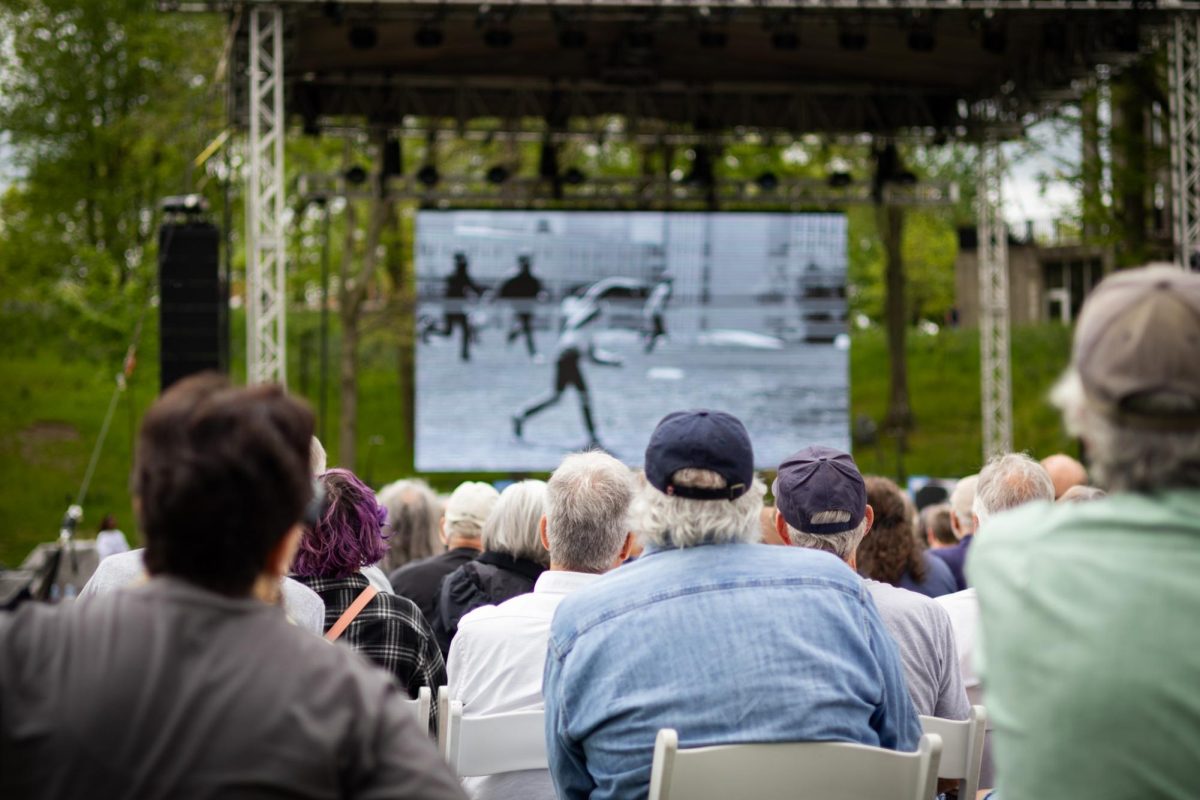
(292, 469, 446, 705)
(860, 476, 957, 598)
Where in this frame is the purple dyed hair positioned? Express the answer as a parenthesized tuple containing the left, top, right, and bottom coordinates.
(292, 468, 388, 579)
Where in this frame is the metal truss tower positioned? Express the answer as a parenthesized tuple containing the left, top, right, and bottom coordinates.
(977, 138, 1013, 460)
(1169, 15, 1200, 271)
(246, 6, 287, 386)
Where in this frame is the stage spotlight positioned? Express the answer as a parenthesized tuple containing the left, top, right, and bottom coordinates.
(981, 19, 1007, 54)
(484, 27, 513, 48)
(539, 143, 559, 180)
(838, 23, 867, 51)
(415, 25, 444, 48)
(416, 165, 440, 188)
(322, 1, 344, 25)
(559, 29, 587, 49)
(348, 25, 378, 50)
(628, 30, 654, 49)
(383, 136, 403, 178)
(699, 29, 728, 48)
(755, 172, 780, 192)
(771, 30, 800, 50)
(344, 165, 369, 185)
(908, 28, 936, 52)
(562, 167, 586, 185)
(486, 165, 511, 184)
(828, 171, 853, 188)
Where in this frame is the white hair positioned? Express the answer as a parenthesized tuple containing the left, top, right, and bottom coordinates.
(973, 452, 1055, 525)
(948, 474, 978, 536)
(545, 451, 634, 573)
(376, 478, 442, 571)
(632, 469, 765, 550)
(785, 513, 870, 562)
(310, 437, 327, 476)
(481, 480, 549, 566)
(1052, 369, 1200, 493)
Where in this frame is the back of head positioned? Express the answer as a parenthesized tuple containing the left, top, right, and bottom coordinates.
(774, 445, 869, 561)
(921, 502, 957, 547)
(445, 481, 501, 539)
(1040, 453, 1088, 500)
(1053, 264, 1200, 493)
(948, 475, 978, 538)
(546, 451, 634, 573)
(377, 478, 441, 570)
(859, 476, 924, 586)
(1058, 485, 1107, 504)
(136, 373, 314, 596)
(292, 469, 387, 579)
(973, 453, 1055, 525)
(482, 480, 550, 566)
(636, 410, 763, 549)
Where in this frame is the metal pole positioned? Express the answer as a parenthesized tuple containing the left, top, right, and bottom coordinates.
(977, 137, 1013, 459)
(1169, 15, 1200, 270)
(319, 199, 331, 443)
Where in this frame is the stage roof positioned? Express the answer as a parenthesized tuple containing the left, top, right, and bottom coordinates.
(205, 1, 1198, 139)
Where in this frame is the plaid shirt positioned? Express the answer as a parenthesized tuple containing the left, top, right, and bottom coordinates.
(295, 573, 446, 716)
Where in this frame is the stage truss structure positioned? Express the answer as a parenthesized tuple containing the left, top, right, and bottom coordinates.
(211, 0, 1200, 458)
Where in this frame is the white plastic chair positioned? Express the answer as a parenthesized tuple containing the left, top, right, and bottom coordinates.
(921, 705, 988, 800)
(646, 729, 942, 800)
(442, 699, 548, 778)
(397, 685, 432, 732)
(437, 685, 451, 757)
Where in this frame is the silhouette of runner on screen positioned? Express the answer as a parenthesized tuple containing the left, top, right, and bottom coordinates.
(498, 252, 544, 358)
(512, 307, 622, 450)
(422, 252, 484, 362)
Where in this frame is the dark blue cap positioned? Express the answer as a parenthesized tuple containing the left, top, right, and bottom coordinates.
(773, 446, 866, 534)
(644, 410, 754, 501)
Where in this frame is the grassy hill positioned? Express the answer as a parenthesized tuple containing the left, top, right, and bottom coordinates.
(0, 315, 1074, 567)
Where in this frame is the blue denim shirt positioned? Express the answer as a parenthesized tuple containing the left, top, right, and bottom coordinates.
(543, 542, 921, 800)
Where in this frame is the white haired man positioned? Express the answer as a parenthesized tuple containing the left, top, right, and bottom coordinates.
(930, 474, 978, 591)
(543, 411, 920, 800)
(971, 265, 1200, 799)
(389, 481, 498, 626)
(447, 452, 634, 800)
(771, 446, 969, 722)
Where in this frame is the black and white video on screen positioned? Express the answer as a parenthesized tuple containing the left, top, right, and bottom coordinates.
(415, 210, 850, 472)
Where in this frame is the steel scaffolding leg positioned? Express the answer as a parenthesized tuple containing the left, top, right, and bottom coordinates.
(1169, 15, 1200, 271)
(246, 6, 287, 386)
(978, 139, 1012, 460)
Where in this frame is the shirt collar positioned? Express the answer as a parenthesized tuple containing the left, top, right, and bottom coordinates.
(534, 570, 603, 595)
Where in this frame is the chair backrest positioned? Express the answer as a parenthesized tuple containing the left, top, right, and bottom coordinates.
(646, 730, 942, 800)
(443, 699, 548, 778)
(437, 685, 451, 758)
(920, 705, 987, 799)
(397, 686, 432, 733)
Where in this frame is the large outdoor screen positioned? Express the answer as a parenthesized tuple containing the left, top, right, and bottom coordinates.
(414, 210, 850, 472)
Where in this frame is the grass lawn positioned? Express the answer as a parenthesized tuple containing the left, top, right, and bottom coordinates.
(0, 313, 1075, 567)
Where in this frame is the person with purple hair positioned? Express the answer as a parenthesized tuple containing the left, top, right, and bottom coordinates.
(292, 469, 446, 716)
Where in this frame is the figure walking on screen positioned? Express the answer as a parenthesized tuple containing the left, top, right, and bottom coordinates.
(642, 277, 674, 354)
(498, 252, 545, 358)
(512, 307, 622, 451)
(421, 252, 484, 362)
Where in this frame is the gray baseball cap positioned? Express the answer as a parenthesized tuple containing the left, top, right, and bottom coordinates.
(1073, 264, 1200, 429)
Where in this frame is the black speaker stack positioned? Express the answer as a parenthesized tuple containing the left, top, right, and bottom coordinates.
(158, 198, 225, 392)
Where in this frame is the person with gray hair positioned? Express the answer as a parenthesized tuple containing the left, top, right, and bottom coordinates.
(931, 474, 978, 591)
(773, 447, 968, 722)
(972, 452, 1055, 526)
(543, 412, 920, 800)
(970, 265, 1200, 799)
(447, 452, 634, 800)
(433, 481, 549, 654)
(377, 479, 442, 574)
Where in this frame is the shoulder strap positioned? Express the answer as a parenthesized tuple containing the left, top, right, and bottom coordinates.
(325, 585, 379, 642)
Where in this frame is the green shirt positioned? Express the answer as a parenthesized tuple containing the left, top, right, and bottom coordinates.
(969, 490, 1200, 800)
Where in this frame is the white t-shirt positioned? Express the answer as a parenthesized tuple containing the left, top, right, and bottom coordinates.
(96, 530, 131, 561)
(936, 587, 984, 708)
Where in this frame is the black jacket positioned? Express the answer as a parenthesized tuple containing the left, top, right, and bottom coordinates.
(432, 551, 546, 655)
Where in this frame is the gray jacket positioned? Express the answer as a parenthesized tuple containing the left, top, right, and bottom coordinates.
(0, 578, 467, 800)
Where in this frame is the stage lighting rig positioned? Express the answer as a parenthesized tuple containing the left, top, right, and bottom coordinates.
(486, 165, 511, 184)
(344, 165, 369, 185)
(828, 171, 854, 188)
(979, 15, 1007, 55)
(755, 172, 780, 192)
(348, 25, 378, 50)
(838, 19, 868, 51)
(415, 25, 444, 48)
(484, 27, 513, 48)
(907, 15, 936, 53)
(416, 165, 440, 188)
(559, 28, 587, 49)
(562, 167, 586, 186)
(772, 30, 800, 51)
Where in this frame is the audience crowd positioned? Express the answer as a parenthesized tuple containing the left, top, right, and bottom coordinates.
(0, 263, 1196, 800)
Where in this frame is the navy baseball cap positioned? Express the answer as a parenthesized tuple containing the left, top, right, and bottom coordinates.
(774, 446, 867, 534)
(644, 410, 754, 501)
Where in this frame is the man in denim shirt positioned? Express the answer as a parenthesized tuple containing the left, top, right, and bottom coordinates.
(543, 410, 922, 800)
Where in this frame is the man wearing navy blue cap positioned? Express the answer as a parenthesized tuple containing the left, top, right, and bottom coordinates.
(542, 411, 922, 800)
(772, 446, 969, 722)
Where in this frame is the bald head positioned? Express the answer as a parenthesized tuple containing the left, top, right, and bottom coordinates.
(1040, 454, 1088, 500)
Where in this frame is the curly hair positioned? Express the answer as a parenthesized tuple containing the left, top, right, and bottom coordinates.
(292, 469, 388, 579)
(859, 475, 925, 587)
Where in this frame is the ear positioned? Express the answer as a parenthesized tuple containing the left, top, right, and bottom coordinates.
(774, 508, 792, 546)
(615, 532, 635, 565)
(539, 515, 550, 553)
(972, 513, 980, 532)
(266, 524, 304, 579)
(863, 504, 875, 536)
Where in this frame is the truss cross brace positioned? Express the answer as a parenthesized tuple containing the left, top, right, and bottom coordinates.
(1170, 15, 1200, 270)
(977, 139, 1013, 460)
(246, 6, 287, 386)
